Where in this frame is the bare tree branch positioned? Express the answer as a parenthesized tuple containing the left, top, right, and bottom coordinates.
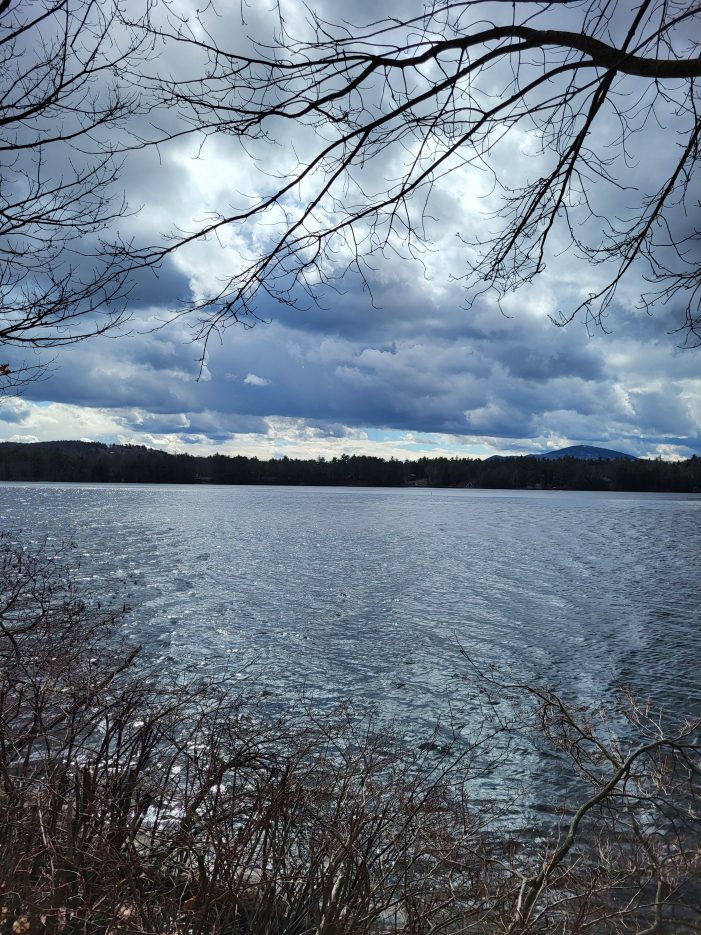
(140, 0, 701, 349)
(0, 0, 153, 390)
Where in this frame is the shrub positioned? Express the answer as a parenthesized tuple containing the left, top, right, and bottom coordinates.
(0, 537, 698, 933)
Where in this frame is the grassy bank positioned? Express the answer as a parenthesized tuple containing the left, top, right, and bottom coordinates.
(0, 537, 699, 934)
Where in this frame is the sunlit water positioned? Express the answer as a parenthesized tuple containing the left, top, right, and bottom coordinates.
(3, 483, 700, 807)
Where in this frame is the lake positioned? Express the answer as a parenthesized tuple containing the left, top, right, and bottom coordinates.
(3, 483, 699, 736)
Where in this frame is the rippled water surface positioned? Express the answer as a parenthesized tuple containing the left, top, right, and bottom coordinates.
(2, 483, 700, 734)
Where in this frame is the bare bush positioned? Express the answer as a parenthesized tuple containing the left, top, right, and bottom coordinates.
(0, 537, 698, 934)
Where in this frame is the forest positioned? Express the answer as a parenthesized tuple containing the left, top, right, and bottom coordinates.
(1, 440, 699, 492)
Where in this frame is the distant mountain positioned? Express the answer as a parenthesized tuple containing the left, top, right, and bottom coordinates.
(487, 445, 637, 462)
(534, 445, 637, 461)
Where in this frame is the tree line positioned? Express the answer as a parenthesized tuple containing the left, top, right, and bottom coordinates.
(1, 440, 700, 492)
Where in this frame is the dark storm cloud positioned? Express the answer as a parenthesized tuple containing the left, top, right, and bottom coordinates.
(629, 389, 696, 437)
(20, 277, 698, 458)
(497, 343, 605, 383)
(6, 0, 700, 459)
(124, 260, 192, 308)
(17, 331, 202, 412)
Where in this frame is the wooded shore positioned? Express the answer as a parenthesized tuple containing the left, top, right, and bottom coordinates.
(1, 440, 700, 492)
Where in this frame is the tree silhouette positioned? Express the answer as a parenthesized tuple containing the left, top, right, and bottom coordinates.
(143, 0, 701, 350)
(0, 0, 151, 385)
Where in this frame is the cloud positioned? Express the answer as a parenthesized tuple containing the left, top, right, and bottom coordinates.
(10, 280, 700, 461)
(244, 373, 271, 387)
(4, 0, 701, 463)
(0, 398, 31, 424)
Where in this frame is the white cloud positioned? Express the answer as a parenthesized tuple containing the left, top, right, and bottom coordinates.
(244, 373, 271, 387)
(0, 403, 127, 442)
(0, 398, 32, 424)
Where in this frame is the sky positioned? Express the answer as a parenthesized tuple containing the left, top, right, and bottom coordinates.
(2, 0, 700, 462)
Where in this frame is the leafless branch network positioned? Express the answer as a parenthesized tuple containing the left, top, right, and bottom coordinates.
(0, 0, 154, 386)
(136, 0, 701, 349)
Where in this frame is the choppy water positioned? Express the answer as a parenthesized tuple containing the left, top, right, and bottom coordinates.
(3, 482, 699, 726)
(4, 482, 700, 811)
